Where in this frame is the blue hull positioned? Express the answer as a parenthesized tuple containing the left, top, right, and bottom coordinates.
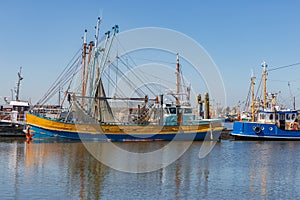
(30, 125, 216, 142)
(231, 121, 300, 140)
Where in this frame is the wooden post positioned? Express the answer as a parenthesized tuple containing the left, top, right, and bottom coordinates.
(205, 93, 210, 119)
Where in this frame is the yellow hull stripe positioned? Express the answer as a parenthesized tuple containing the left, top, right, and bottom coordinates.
(26, 113, 223, 135)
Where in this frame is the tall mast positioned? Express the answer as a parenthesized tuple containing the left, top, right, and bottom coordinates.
(94, 17, 101, 47)
(81, 29, 87, 103)
(16, 66, 23, 101)
(90, 18, 105, 98)
(250, 70, 256, 122)
(294, 96, 296, 110)
(176, 53, 180, 105)
(187, 83, 191, 105)
(11, 89, 14, 101)
(87, 41, 94, 65)
(262, 61, 268, 110)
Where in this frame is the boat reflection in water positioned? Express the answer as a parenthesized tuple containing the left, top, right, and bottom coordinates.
(1, 139, 293, 199)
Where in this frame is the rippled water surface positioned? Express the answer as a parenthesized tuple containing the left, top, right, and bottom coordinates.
(1, 137, 300, 199)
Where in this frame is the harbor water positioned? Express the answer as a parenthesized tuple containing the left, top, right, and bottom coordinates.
(1, 137, 300, 199)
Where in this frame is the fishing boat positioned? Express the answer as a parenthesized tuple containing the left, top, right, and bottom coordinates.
(0, 67, 30, 134)
(26, 18, 223, 141)
(231, 62, 300, 140)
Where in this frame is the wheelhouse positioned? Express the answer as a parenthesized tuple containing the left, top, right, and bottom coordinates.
(257, 110, 300, 130)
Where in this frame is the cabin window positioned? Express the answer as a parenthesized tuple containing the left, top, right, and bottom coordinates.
(269, 114, 273, 120)
(178, 108, 182, 114)
(261, 114, 265, 120)
(169, 108, 176, 114)
(275, 114, 279, 120)
(164, 108, 169, 114)
(280, 114, 285, 120)
(292, 114, 295, 120)
(184, 108, 192, 114)
(286, 114, 290, 120)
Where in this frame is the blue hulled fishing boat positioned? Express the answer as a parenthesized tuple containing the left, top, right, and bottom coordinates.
(232, 110, 300, 140)
(231, 62, 300, 140)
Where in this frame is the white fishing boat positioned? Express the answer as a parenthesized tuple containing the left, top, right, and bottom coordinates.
(0, 67, 30, 134)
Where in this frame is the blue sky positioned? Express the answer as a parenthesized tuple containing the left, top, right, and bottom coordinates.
(1, 0, 300, 108)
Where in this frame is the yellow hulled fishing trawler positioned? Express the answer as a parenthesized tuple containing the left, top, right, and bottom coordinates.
(26, 18, 223, 141)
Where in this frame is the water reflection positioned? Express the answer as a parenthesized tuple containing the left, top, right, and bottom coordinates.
(1, 138, 300, 199)
(23, 139, 109, 199)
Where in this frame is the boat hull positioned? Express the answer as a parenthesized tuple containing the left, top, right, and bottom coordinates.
(0, 121, 26, 136)
(26, 113, 222, 141)
(231, 121, 300, 140)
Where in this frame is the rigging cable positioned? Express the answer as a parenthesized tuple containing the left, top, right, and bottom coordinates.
(117, 57, 156, 97)
(114, 37, 162, 97)
(243, 83, 252, 111)
(254, 75, 262, 104)
(36, 48, 82, 105)
(269, 62, 300, 72)
(108, 61, 145, 97)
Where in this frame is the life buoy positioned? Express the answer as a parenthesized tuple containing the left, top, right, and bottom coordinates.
(290, 122, 299, 130)
(253, 126, 261, 134)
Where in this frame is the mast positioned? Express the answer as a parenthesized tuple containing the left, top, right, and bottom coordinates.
(250, 70, 256, 122)
(294, 96, 296, 110)
(186, 84, 191, 105)
(81, 29, 87, 104)
(94, 17, 101, 47)
(87, 41, 94, 65)
(83, 41, 94, 103)
(176, 53, 180, 105)
(11, 89, 14, 101)
(262, 61, 268, 110)
(16, 67, 23, 101)
(58, 86, 61, 106)
(88, 18, 102, 109)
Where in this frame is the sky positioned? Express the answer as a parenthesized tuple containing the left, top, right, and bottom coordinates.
(1, 0, 300, 109)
